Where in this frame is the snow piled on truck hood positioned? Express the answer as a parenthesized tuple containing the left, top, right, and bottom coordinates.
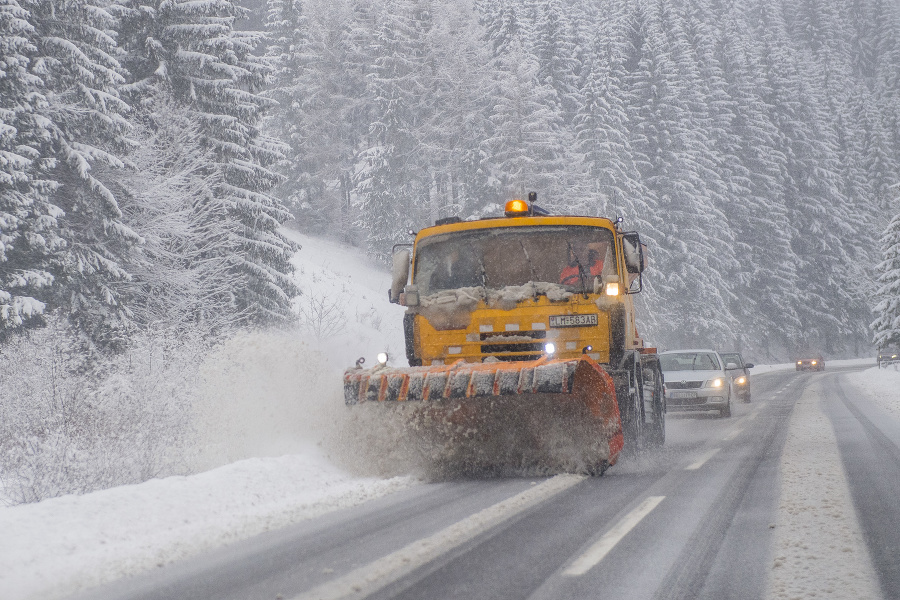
(0, 229, 418, 600)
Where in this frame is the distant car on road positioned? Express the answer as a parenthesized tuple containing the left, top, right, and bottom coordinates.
(720, 352, 754, 403)
(877, 346, 900, 368)
(796, 355, 825, 371)
(659, 349, 734, 418)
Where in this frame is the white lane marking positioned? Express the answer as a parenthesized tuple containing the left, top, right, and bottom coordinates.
(562, 496, 665, 576)
(747, 411, 759, 421)
(723, 428, 743, 441)
(290, 475, 584, 600)
(685, 448, 720, 470)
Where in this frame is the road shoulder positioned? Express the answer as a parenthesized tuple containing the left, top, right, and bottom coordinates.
(766, 380, 880, 600)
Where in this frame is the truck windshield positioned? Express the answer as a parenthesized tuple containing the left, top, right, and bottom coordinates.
(414, 225, 616, 295)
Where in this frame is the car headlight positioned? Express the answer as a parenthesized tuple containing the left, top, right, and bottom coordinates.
(706, 377, 725, 388)
(736, 376, 746, 385)
(811, 360, 817, 365)
(797, 361, 802, 365)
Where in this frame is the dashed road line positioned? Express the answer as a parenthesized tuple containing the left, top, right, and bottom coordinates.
(723, 428, 743, 441)
(562, 496, 666, 576)
(290, 475, 584, 600)
(685, 448, 720, 470)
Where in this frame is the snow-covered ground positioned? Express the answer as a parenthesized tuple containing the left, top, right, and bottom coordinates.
(845, 363, 900, 420)
(0, 229, 419, 600)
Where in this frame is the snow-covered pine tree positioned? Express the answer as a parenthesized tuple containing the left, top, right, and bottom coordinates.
(528, 0, 579, 126)
(624, 0, 738, 349)
(23, 0, 139, 348)
(713, 10, 802, 355)
(263, 0, 322, 228)
(354, 0, 433, 255)
(872, 207, 900, 349)
(415, 0, 493, 220)
(573, 30, 655, 222)
(0, 0, 60, 335)
(480, 31, 573, 208)
(115, 0, 298, 325)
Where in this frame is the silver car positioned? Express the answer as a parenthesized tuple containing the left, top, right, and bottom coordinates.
(659, 350, 734, 418)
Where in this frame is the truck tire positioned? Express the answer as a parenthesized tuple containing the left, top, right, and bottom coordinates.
(641, 356, 665, 449)
(615, 352, 644, 454)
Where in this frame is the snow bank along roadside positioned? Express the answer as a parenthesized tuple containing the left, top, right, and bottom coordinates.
(844, 365, 900, 421)
(766, 379, 881, 600)
(0, 230, 421, 600)
(0, 452, 415, 600)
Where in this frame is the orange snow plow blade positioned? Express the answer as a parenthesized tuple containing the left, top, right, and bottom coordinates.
(343, 356, 623, 475)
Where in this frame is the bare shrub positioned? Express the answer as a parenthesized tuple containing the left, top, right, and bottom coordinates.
(0, 320, 205, 505)
(296, 293, 346, 339)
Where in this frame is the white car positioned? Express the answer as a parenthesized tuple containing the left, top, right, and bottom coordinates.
(659, 349, 735, 418)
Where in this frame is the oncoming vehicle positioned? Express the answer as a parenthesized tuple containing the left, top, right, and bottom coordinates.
(659, 350, 733, 418)
(877, 346, 900, 368)
(796, 355, 825, 371)
(719, 352, 754, 403)
(344, 194, 666, 476)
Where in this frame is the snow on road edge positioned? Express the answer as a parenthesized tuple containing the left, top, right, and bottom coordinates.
(766, 379, 881, 600)
(0, 451, 416, 600)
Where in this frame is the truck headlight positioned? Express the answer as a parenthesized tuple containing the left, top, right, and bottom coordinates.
(736, 376, 747, 385)
(377, 352, 389, 365)
(544, 342, 556, 355)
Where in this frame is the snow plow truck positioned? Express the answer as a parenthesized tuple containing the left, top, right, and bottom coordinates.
(343, 194, 665, 475)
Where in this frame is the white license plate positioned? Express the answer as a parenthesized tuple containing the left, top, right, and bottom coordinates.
(670, 391, 698, 399)
(549, 314, 598, 328)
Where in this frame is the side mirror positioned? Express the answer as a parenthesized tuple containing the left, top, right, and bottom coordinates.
(622, 233, 644, 274)
(389, 249, 411, 304)
(745, 363, 754, 369)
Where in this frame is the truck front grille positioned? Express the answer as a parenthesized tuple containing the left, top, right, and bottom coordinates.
(480, 330, 546, 359)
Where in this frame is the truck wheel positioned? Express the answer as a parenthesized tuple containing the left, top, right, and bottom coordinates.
(617, 354, 644, 454)
(586, 460, 609, 477)
(642, 357, 665, 449)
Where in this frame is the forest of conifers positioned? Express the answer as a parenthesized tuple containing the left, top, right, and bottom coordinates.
(2, 0, 900, 359)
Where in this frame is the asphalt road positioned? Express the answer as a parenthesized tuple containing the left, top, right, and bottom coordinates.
(76, 364, 898, 600)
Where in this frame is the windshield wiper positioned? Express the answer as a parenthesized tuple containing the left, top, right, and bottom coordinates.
(476, 254, 488, 297)
(519, 240, 539, 300)
(566, 240, 589, 298)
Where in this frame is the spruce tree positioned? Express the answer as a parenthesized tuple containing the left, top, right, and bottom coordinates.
(0, 0, 59, 334)
(115, 0, 298, 325)
(872, 208, 900, 349)
(24, 0, 138, 348)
